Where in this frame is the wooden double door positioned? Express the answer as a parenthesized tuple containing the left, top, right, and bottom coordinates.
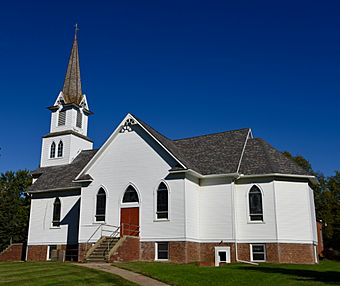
(120, 207, 139, 236)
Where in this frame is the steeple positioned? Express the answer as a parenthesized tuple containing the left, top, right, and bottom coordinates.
(62, 24, 83, 105)
(41, 26, 93, 168)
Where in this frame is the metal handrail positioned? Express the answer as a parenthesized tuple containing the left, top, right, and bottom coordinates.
(84, 224, 119, 258)
(104, 226, 121, 257)
(121, 223, 140, 236)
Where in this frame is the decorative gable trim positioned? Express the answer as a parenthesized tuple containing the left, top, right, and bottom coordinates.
(75, 113, 187, 180)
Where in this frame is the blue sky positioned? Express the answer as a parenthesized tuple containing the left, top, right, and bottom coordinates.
(0, 0, 339, 175)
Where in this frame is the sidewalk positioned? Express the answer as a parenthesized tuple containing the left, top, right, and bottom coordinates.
(76, 263, 170, 286)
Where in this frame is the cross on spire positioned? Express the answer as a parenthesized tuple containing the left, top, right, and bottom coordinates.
(74, 23, 79, 38)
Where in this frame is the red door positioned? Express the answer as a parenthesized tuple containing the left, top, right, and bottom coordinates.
(120, 207, 139, 236)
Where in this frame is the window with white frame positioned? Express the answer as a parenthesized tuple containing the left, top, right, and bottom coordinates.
(249, 185, 263, 221)
(52, 198, 61, 227)
(47, 245, 57, 260)
(96, 188, 106, 222)
(122, 185, 139, 203)
(251, 244, 266, 262)
(57, 141, 63, 157)
(50, 142, 56, 158)
(156, 242, 169, 260)
(156, 183, 168, 219)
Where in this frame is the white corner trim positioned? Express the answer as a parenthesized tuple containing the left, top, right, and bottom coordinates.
(236, 128, 251, 173)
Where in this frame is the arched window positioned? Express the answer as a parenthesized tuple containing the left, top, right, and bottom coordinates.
(50, 142, 56, 158)
(52, 198, 61, 227)
(96, 188, 106, 222)
(122, 185, 139, 203)
(57, 141, 63, 157)
(156, 183, 168, 219)
(249, 186, 263, 221)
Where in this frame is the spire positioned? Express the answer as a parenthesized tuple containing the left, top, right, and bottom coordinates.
(62, 24, 83, 105)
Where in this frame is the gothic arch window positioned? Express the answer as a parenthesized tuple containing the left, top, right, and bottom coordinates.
(156, 183, 168, 219)
(249, 186, 263, 221)
(52, 197, 61, 227)
(57, 141, 63, 158)
(122, 185, 139, 203)
(50, 142, 56, 158)
(96, 188, 106, 222)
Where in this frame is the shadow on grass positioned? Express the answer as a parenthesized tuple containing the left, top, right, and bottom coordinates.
(237, 265, 340, 284)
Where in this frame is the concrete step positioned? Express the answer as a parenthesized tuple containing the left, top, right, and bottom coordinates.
(85, 236, 120, 263)
(86, 258, 107, 263)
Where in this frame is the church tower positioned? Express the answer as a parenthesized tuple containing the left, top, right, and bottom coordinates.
(40, 28, 93, 167)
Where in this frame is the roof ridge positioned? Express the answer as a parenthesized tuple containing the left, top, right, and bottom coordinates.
(130, 113, 173, 141)
(236, 129, 251, 173)
(173, 127, 251, 142)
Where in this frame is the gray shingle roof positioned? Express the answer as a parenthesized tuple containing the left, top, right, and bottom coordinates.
(135, 115, 311, 176)
(29, 149, 97, 193)
(173, 129, 250, 175)
(31, 115, 312, 192)
(133, 115, 250, 175)
(239, 138, 310, 176)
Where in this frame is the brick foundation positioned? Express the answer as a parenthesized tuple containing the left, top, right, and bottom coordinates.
(140, 241, 316, 265)
(277, 243, 315, 264)
(0, 243, 24, 261)
(109, 236, 140, 262)
(27, 245, 48, 261)
(27, 241, 316, 264)
(78, 243, 94, 262)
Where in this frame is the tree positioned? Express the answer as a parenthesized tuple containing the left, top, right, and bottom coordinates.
(0, 170, 31, 252)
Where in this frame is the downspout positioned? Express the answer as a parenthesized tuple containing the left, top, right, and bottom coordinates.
(232, 129, 258, 265)
(232, 175, 258, 266)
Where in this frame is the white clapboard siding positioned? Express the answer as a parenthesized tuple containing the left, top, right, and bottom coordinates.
(50, 108, 88, 136)
(40, 134, 92, 167)
(184, 179, 200, 240)
(275, 181, 315, 243)
(78, 130, 185, 243)
(27, 195, 80, 245)
(235, 182, 277, 242)
(199, 180, 233, 241)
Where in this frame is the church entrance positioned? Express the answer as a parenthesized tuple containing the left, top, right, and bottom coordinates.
(120, 207, 139, 236)
(120, 185, 140, 237)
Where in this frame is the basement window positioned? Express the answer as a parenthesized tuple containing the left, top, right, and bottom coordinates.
(47, 245, 57, 260)
(156, 242, 169, 260)
(251, 244, 266, 262)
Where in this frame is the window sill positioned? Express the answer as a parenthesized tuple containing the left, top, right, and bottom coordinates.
(121, 202, 139, 207)
(93, 221, 106, 225)
(247, 220, 265, 224)
(153, 219, 170, 222)
(155, 259, 169, 262)
(50, 226, 61, 229)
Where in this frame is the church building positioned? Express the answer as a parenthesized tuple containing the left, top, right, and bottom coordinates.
(27, 31, 319, 265)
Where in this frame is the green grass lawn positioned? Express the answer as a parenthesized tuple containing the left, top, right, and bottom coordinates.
(113, 260, 340, 286)
(0, 262, 136, 286)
